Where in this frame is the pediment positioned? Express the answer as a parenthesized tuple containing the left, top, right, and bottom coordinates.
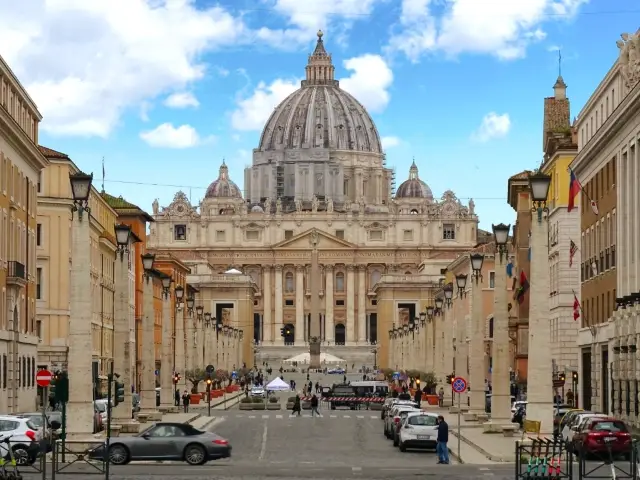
(273, 228, 355, 249)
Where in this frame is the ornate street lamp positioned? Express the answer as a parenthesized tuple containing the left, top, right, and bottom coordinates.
(186, 296, 195, 315)
(529, 171, 551, 223)
(161, 275, 172, 298)
(435, 297, 444, 314)
(175, 285, 184, 303)
(114, 224, 131, 261)
(470, 253, 484, 283)
(455, 274, 467, 298)
(443, 283, 454, 308)
(195, 305, 204, 320)
(388, 329, 393, 339)
(69, 171, 93, 217)
(204, 312, 212, 327)
(426, 306, 434, 320)
(419, 311, 427, 327)
(492, 223, 511, 262)
(141, 253, 155, 282)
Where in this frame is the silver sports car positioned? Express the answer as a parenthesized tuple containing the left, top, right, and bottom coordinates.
(90, 422, 231, 465)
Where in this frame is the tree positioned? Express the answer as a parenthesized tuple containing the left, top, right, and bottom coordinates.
(418, 371, 438, 394)
(214, 369, 229, 389)
(380, 368, 394, 382)
(186, 368, 206, 394)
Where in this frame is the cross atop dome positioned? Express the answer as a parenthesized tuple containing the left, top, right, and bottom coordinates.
(302, 30, 339, 87)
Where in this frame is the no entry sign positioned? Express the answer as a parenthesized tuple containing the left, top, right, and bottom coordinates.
(36, 369, 53, 388)
(452, 376, 467, 394)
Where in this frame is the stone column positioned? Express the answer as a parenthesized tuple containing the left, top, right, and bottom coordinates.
(452, 300, 469, 411)
(357, 266, 367, 344)
(274, 266, 284, 345)
(175, 305, 187, 394)
(526, 213, 554, 434)
(160, 293, 173, 411)
(442, 306, 454, 405)
(466, 277, 486, 419)
(66, 214, 95, 437)
(195, 317, 203, 368)
(113, 250, 138, 431)
(325, 266, 334, 344)
(484, 255, 513, 432)
(346, 265, 355, 344)
(140, 276, 160, 419)
(295, 265, 305, 344)
(185, 311, 194, 373)
(263, 267, 272, 344)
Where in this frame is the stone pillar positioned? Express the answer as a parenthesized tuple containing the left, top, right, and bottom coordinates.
(526, 213, 554, 434)
(160, 293, 173, 410)
(346, 265, 355, 344)
(484, 255, 513, 431)
(274, 266, 284, 345)
(263, 267, 272, 344)
(467, 277, 485, 419)
(295, 265, 305, 344)
(113, 251, 138, 431)
(185, 311, 194, 373)
(204, 323, 211, 365)
(325, 266, 334, 344)
(66, 213, 94, 437)
(452, 303, 469, 411)
(140, 276, 159, 419)
(195, 317, 203, 368)
(442, 306, 454, 404)
(175, 305, 187, 394)
(357, 266, 367, 344)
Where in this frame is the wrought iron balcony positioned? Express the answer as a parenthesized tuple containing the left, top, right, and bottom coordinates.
(7, 261, 27, 287)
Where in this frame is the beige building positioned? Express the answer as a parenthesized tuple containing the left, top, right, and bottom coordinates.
(36, 147, 120, 394)
(147, 32, 479, 367)
(0, 55, 48, 412)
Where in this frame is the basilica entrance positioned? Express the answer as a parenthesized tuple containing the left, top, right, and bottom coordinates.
(284, 323, 295, 345)
(335, 323, 345, 345)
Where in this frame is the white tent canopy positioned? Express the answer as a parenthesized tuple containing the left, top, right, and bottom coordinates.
(224, 268, 242, 274)
(265, 377, 290, 391)
(283, 352, 345, 365)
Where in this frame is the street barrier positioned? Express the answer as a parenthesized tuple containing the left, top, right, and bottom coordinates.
(515, 437, 572, 480)
(51, 439, 106, 479)
(576, 438, 637, 479)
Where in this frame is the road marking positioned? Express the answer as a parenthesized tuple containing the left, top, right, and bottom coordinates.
(357, 415, 364, 419)
(276, 415, 283, 419)
(479, 468, 490, 471)
(343, 415, 351, 418)
(303, 414, 311, 417)
(262, 415, 269, 419)
(370, 415, 377, 419)
(352, 467, 362, 472)
(330, 415, 337, 418)
(249, 415, 256, 419)
(258, 422, 268, 461)
(236, 414, 243, 418)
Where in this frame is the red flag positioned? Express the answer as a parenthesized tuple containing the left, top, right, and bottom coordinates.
(573, 295, 581, 321)
(568, 168, 581, 212)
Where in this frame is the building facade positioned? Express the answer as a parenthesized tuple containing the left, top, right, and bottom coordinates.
(0, 55, 48, 412)
(541, 75, 581, 386)
(36, 147, 119, 395)
(147, 33, 480, 366)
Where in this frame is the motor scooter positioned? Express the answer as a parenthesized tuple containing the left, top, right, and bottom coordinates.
(0, 434, 22, 480)
(512, 405, 525, 429)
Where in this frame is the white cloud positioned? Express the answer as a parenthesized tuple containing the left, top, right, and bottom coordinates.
(340, 54, 393, 113)
(140, 123, 212, 149)
(381, 136, 400, 149)
(386, 0, 587, 62)
(164, 92, 200, 109)
(471, 113, 511, 142)
(230, 78, 300, 131)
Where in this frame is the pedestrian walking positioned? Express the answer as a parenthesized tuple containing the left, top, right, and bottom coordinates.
(311, 394, 321, 417)
(182, 392, 190, 413)
(438, 387, 445, 408)
(292, 394, 302, 416)
(436, 415, 449, 464)
(175, 389, 180, 407)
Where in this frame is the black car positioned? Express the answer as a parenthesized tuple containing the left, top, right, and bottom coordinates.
(329, 384, 358, 410)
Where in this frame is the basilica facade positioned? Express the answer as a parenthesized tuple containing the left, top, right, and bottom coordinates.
(147, 32, 480, 363)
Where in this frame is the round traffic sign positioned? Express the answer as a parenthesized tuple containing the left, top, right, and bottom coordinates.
(452, 376, 467, 393)
(36, 369, 53, 388)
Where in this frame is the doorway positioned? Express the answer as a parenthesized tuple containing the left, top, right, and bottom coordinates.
(335, 323, 346, 345)
(283, 323, 295, 345)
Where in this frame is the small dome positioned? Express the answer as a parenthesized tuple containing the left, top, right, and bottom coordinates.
(251, 205, 264, 213)
(395, 161, 433, 200)
(205, 161, 242, 199)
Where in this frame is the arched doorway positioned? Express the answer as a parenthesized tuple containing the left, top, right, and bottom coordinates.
(284, 323, 295, 345)
(334, 323, 346, 345)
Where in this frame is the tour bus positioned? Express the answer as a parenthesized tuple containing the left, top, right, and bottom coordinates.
(350, 381, 389, 397)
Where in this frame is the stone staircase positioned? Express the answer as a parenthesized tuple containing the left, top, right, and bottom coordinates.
(256, 344, 376, 366)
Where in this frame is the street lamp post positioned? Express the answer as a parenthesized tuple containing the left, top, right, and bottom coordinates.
(185, 295, 195, 374)
(467, 252, 487, 420)
(484, 223, 514, 433)
(526, 171, 554, 433)
(451, 274, 468, 412)
(174, 286, 187, 395)
(203, 312, 212, 366)
(160, 275, 174, 411)
(441, 284, 454, 401)
(195, 305, 204, 368)
(66, 172, 95, 438)
(140, 253, 161, 420)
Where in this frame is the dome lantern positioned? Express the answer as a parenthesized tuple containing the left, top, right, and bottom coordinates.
(302, 30, 338, 88)
(205, 160, 243, 199)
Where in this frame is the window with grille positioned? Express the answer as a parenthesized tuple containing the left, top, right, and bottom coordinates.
(442, 224, 455, 240)
(245, 230, 260, 241)
(174, 225, 186, 240)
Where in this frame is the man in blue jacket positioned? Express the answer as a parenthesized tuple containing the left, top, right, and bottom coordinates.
(436, 415, 449, 464)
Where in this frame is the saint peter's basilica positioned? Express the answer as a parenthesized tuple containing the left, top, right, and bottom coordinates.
(147, 32, 480, 365)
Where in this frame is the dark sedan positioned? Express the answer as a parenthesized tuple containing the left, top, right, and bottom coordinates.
(90, 422, 231, 465)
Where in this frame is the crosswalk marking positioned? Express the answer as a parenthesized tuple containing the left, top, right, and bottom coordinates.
(276, 415, 283, 419)
(262, 415, 269, 419)
(330, 415, 337, 418)
(343, 415, 351, 418)
(223, 413, 378, 420)
(249, 415, 256, 419)
(357, 415, 364, 419)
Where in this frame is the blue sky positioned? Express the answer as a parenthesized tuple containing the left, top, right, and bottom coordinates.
(1, 0, 636, 229)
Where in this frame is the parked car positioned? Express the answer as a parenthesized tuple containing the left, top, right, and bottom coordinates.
(384, 405, 419, 439)
(14, 412, 62, 453)
(570, 418, 632, 460)
(397, 411, 440, 452)
(563, 412, 607, 447)
(382, 399, 417, 420)
(391, 410, 419, 446)
(250, 387, 265, 398)
(89, 422, 231, 465)
(0, 415, 41, 465)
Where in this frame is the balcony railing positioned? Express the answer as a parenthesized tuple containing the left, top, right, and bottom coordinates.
(7, 261, 27, 287)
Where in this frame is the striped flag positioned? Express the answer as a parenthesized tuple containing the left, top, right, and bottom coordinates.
(573, 295, 581, 321)
(569, 240, 578, 267)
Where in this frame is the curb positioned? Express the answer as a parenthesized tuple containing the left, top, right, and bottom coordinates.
(448, 447, 464, 464)
(451, 430, 512, 463)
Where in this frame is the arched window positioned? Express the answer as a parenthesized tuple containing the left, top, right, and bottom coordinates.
(410, 209, 419, 215)
(404, 271, 412, 275)
(335, 272, 345, 292)
(370, 270, 381, 286)
(285, 272, 294, 292)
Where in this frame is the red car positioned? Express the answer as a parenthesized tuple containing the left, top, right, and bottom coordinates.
(571, 418, 632, 460)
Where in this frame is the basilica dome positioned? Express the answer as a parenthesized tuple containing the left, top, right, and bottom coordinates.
(257, 31, 382, 154)
(205, 161, 242, 199)
(396, 161, 433, 200)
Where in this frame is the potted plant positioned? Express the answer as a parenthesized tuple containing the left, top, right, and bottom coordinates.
(418, 371, 439, 404)
(267, 396, 281, 410)
(286, 396, 296, 409)
(186, 368, 205, 404)
(252, 397, 266, 410)
(239, 397, 253, 411)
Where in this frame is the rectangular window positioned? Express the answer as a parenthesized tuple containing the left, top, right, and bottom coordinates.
(36, 320, 42, 340)
(336, 300, 345, 306)
(215, 230, 226, 242)
(489, 272, 495, 289)
(36, 223, 41, 246)
(443, 224, 455, 240)
(285, 299, 294, 307)
(369, 230, 383, 241)
(36, 267, 42, 299)
(285, 230, 294, 240)
(245, 230, 260, 241)
(335, 230, 344, 239)
(174, 225, 186, 240)
(403, 229, 413, 241)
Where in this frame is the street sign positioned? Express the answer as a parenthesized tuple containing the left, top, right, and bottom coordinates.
(452, 376, 467, 394)
(36, 369, 53, 388)
(553, 379, 565, 388)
